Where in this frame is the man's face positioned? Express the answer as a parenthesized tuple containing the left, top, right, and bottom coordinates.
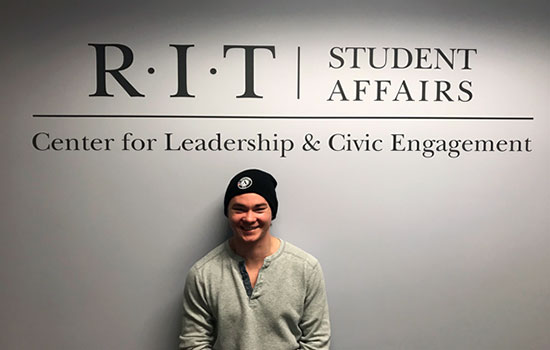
(228, 193, 272, 243)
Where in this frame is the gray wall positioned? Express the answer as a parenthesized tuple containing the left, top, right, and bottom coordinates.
(1, 1, 549, 349)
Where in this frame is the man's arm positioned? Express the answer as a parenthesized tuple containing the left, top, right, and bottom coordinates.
(179, 267, 215, 350)
(298, 262, 331, 350)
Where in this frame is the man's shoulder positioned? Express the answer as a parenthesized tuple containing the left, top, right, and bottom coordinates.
(190, 241, 229, 272)
(281, 241, 320, 269)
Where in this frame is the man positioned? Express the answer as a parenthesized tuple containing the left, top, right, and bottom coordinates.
(179, 169, 331, 350)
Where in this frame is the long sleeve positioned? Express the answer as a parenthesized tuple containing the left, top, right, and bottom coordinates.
(179, 267, 216, 350)
(298, 262, 331, 350)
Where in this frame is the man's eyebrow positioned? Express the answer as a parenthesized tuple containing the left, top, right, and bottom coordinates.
(231, 203, 267, 209)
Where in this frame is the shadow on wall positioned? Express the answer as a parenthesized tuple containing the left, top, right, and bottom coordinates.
(169, 201, 230, 348)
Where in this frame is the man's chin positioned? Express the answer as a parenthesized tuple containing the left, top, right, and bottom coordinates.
(236, 230, 261, 242)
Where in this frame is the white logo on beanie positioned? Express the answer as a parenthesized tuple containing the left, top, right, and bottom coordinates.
(237, 177, 253, 189)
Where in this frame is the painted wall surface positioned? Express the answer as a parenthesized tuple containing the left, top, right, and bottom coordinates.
(1, 1, 549, 349)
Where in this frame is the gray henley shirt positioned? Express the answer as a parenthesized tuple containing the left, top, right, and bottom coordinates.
(179, 239, 331, 350)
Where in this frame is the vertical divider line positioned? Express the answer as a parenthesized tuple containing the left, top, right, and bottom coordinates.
(297, 46, 301, 99)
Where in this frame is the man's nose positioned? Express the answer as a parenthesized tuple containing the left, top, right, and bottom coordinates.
(243, 210, 256, 222)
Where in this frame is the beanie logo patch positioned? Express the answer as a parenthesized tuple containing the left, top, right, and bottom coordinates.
(237, 177, 253, 189)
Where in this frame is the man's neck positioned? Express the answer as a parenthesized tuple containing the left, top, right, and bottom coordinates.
(230, 234, 280, 264)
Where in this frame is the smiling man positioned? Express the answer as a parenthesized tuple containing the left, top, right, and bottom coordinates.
(179, 169, 331, 350)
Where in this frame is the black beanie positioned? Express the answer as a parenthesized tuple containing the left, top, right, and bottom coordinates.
(224, 169, 278, 219)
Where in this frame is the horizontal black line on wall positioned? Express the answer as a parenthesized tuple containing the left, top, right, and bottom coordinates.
(32, 114, 534, 120)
